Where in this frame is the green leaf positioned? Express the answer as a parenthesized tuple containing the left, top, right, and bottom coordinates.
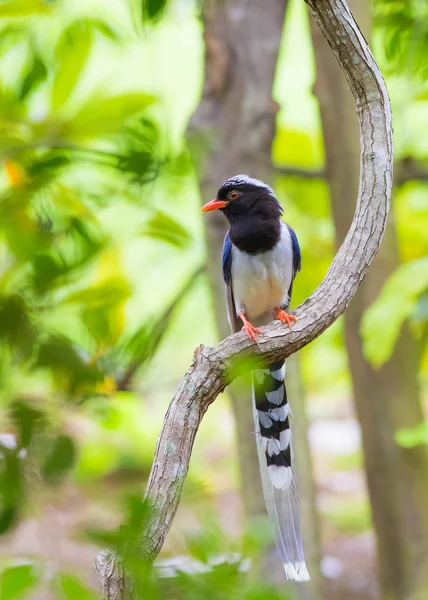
(64, 92, 155, 140)
(88, 18, 121, 40)
(0, 451, 22, 534)
(142, 0, 168, 23)
(0, 507, 17, 536)
(19, 55, 47, 100)
(395, 422, 428, 448)
(118, 265, 202, 381)
(361, 257, 428, 367)
(10, 401, 44, 448)
(142, 210, 191, 248)
(51, 22, 92, 111)
(63, 278, 130, 309)
(34, 335, 104, 394)
(42, 435, 76, 483)
(54, 572, 99, 600)
(0, 0, 51, 17)
(0, 564, 40, 600)
(0, 295, 35, 352)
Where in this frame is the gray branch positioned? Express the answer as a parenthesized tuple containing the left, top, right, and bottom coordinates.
(95, 0, 393, 597)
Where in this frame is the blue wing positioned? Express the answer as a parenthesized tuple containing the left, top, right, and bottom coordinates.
(222, 231, 240, 332)
(286, 224, 301, 276)
(222, 231, 233, 284)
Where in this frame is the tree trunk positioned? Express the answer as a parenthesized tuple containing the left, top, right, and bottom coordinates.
(309, 2, 428, 598)
(187, 0, 323, 590)
(188, 0, 285, 527)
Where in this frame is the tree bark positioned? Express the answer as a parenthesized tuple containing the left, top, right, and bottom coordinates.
(309, 2, 428, 599)
(95, 1, 393, 596)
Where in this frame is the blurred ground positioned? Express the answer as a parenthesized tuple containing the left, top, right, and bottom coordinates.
(0, 393, 379, 600)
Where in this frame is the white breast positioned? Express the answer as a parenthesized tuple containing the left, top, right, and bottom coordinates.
(231, 222, 294, 325)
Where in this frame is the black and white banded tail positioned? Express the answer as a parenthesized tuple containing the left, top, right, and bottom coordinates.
(252, 360, 309, 582)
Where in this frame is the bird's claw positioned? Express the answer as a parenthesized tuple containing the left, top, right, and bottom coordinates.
(238, 312, 263, 343)
(242, 322, 262, 343)
(275, 308, 297, 329)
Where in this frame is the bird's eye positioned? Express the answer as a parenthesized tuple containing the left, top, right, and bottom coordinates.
(228, 190, 240, 200)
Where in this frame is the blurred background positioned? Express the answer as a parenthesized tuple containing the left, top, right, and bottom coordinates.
(0, 0, 427, 599)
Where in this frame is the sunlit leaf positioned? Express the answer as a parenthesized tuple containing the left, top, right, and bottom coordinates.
(0, 0, 51, 17)
(0, 564, 40, 600)
(142, 211, 191, 248)
(42, 434, 76, 483)
(64, 92, 155, 140)
(51, 21, 92, 111)
(19, 55, 47, 100)
(34, 335, 104, 394)
(54, 572, 99, 600)
(361, 257, 428, 367)
(117, 265, 202, 387)
(30, 217, 106, 292)
(26, 153, 70, 179)
(395, 422, 428, 448)
(0, 25, 27, 52)
(245, 586, 284, 600)
(116, 118, 159, 184)
(88, 18, 121, 40)
(374, 0, 428, 76)
(63, 278, 130, 309)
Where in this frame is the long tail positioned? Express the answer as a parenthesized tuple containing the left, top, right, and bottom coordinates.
(252, 360, 310, 582)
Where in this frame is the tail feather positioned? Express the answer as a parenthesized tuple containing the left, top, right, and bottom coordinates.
(252, 361, 309, 583)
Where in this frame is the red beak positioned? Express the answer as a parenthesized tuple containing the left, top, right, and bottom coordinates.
(201, 199, 228, 212)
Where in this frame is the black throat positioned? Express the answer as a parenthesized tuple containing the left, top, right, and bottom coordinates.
(229, 216, 281, 254)
(219, 183, 283, 254)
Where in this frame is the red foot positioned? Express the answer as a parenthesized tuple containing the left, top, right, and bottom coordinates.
(275, 308, 298, 329)
(238, 312, 262, 343)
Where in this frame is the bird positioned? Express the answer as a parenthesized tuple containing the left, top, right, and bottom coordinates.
(202, 174, 309, 583)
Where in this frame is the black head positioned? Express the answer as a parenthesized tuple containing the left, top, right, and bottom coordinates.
(202, 175, 284, 254)
(202, 174, 283, 224)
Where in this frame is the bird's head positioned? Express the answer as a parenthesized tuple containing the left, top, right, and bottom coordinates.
(201, 175, 283, 223)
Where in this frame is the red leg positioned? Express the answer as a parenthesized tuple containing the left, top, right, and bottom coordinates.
(238, 312, 262, 343)
(274, 307, 298, 329)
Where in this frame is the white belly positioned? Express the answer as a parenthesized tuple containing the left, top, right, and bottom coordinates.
(231, 223, 293, 324)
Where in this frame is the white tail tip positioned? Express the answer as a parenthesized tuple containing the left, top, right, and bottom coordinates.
(284, 561, 311, 582)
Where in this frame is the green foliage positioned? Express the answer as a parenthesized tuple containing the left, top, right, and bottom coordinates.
(19, 55, 47, 101)
(86, 497, 291, 600)
(42, 434, 76, 483)
(51, 21, 93, 112)
(143, 210, 192, 248)
(361, 257, 428, 368)
(63, 92, 155, 140)
(0, 449, 22, 534)
(395, 422, 428, 448)
(0, 0, 195, 557)
(142, 0, 169, 24)
(0, 0, 51, 18)
(54, 572, 100, 600)
(375, 0, 428, 77)
(0, 563, 40, 600)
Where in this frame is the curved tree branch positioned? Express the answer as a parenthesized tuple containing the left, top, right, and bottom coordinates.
(95, 0, 392, 596)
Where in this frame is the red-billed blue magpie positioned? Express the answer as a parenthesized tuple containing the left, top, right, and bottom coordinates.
(202, 175, 309, 582)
